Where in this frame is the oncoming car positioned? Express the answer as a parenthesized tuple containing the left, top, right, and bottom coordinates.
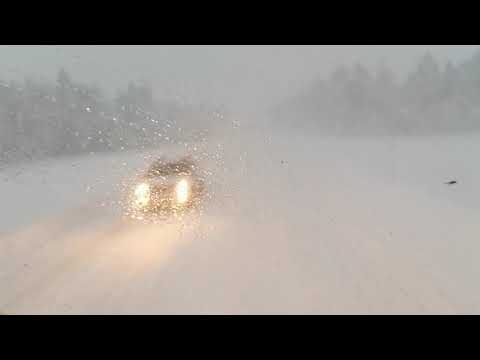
(127, 156, 206, 219)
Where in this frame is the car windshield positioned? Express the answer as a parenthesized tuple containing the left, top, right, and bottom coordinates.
(147, 160, 194, 177)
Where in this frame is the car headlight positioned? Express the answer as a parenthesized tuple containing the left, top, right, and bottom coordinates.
(176, 179, 190, 204)
(134, 183, 151, 208)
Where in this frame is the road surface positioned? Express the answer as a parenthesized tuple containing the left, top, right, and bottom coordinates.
(1, 129, 479, 314)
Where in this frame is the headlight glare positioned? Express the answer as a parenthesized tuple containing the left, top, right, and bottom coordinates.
(176, 179, 190, 204)
(134, 183, 151, 208)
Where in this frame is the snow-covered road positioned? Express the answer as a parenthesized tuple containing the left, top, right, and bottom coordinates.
(1, 130, 479, 314)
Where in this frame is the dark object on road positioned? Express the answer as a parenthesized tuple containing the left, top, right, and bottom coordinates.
(445, 181, 458, 186)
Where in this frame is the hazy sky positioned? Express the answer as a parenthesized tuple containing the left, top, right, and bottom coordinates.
(0, 45, 477, 111)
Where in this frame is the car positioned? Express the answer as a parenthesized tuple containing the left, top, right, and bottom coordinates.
(128, 156, 206, 219)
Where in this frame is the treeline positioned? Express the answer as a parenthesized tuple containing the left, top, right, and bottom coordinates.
(275, 50, 480, 135)
(0, 69, 221, 163)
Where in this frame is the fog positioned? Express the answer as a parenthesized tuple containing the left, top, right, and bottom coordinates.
(1, 45, 477, 111)
(1, 45, 480, 315)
